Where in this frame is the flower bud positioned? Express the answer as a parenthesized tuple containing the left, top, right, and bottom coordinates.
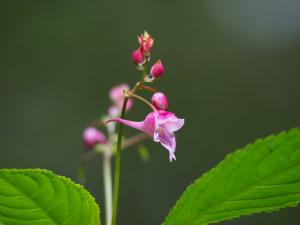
(83, 127, 107, 149)
(132, 49, 144, 65)
(152, 92, 168, 110)
(150, 60, 164, 78)
(138, 31, 154, 56)
(140, 42, 151, 55)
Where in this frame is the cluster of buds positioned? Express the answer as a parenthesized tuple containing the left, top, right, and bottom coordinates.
(132, 31, 164, 80)
(132, 31, 154, 65)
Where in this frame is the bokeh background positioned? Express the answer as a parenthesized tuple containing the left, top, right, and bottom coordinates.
(1, 0, 300, 224)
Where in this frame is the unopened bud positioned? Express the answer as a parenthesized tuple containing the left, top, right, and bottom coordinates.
(138, 31, 154, 56)
(150, 60, 164, 78)
(132, 49, 144, 65)
(152, 92, 168, 110)
(83, 127, 107, 149)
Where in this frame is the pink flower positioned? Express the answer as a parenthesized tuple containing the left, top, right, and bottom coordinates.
(150, 60, 164, 78)
(83, 127, 107, 149)
(105, 110, 184, 161)
(132, 49, 145, 65)
(138, 31, 154, 56)
(109, 84, 133, 116)
(152, 92, 168, 110)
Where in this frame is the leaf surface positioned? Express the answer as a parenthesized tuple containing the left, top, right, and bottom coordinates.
(0, 169, 100, 225)
(163, 128, 300, 225)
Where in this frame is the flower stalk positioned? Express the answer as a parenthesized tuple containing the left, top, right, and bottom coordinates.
(126, 91, 157, 112)
(111, 97, 128, 225)
(103, 152, 113, 225)
(81, 31, 184, 225)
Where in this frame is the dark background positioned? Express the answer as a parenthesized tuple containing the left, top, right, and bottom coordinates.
(1, 0, 300, 225)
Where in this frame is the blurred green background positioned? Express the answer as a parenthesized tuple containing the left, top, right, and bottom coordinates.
(1, 0, 300, 224)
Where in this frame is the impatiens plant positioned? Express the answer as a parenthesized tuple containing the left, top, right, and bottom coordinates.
(1, 31, 300, 225)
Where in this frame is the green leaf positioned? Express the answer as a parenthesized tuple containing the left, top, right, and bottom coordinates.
(163, 128, 300, 225)
(0, 169, 100, 225)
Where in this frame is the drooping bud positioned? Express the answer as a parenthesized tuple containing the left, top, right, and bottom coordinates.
(132, 49, 144, 65)
(152, 92, 168, 110)
(150, 60, 164, 78)
(83, 127, 107, 149)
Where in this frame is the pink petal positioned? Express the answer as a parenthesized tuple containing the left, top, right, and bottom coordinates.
(164, 118, 185, 132)
(154, 128, 177, 161)
(105, 118, 147, 134)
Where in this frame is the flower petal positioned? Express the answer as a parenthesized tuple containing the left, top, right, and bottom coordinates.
(164, 118, 185, 132)
(153, 129, 160, 142)
(156, 130, 177, 160)
(104, 118, 148, 134)
(169, 152, 176, 162)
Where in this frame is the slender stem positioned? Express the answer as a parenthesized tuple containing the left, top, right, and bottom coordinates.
(103, 152, 113, 225)
(128, 92, 157, 111)
(141, 84, 157, 93)
(110, 60, 148, 225)
(111, 97, 129, 225)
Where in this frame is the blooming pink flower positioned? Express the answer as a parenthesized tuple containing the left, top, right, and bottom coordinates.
(138, 31, 154, 56)
(109, 83, 133, 115)
(152, 92, 168, 110)
(132, 49, 144, 65)
(105, 110, 184, 161)
(83, 127, 107, 149)
(150, 60, 164, 78)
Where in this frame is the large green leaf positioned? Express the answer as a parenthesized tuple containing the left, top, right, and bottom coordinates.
(163, 128, 300, 225)
(0, 169, 100, 225)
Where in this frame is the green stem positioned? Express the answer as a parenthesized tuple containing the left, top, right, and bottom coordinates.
(110, 60, 148, 225)
(111, 97, 129, 225)
(103, 152, 113, 225)
(127, 92, 157, 111)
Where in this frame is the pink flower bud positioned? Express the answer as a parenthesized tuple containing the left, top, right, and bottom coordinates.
(83, 127, 107, 149)
(138, 31, 154, 56)
(152, 92, 168, 110)
(132, 49, 144, 65)
(140, 42, 151, 55)
(150, 60, 164, 78)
